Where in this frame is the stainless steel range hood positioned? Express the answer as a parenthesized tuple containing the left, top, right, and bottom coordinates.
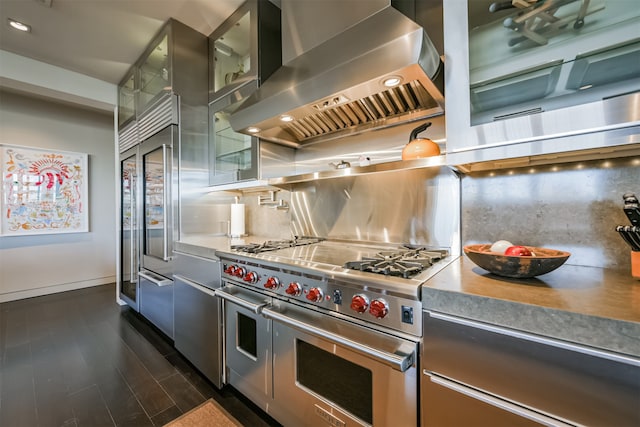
(229, 0, 445, 148)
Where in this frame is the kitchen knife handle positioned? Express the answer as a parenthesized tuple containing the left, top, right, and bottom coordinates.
(623, 207, 640, 226)
(623, 193, 640, 226)
(624, 226, 640, 251)
(616, 226, 640, 251)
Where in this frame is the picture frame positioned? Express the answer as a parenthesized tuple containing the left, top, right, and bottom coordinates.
(0, 144, 89, 236)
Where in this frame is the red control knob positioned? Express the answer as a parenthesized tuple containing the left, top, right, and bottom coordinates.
(224, 265, 237, 275)
(264, 276, 280, 290)
(243, 271, 259, 284)
(369, 299, 389, 319)
(285, 282, 302, 296)
(350, 294, 369, 313)
(306, 287, 324, 303)
(233, 266, 246, 278)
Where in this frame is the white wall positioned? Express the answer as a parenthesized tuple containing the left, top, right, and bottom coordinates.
(0, 89, 116, 302)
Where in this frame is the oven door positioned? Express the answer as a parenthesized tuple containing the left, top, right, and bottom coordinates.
(264, 299, 419, 427)
(217, 283, 273, 412)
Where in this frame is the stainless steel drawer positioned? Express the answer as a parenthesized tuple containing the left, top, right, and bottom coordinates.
(173, 251, 219, 289)
(139, 270, 174, 339)
(422, 311, 640, 427)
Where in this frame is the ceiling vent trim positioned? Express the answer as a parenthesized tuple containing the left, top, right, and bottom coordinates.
(138, 93, 178, 141)
(118, 121, 139, 153)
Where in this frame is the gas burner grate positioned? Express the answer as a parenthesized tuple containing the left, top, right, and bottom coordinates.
(344, 248, 447, 278)
(231, 236, 325, 253)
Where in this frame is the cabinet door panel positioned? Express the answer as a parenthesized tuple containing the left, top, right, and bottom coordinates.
(422, 312, 640, 426)
(422, 373, 555, 427)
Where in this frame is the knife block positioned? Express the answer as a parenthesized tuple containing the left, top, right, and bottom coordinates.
(632, 251, 640, 279)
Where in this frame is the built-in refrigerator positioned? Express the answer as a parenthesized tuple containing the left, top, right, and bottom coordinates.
(137, 123, 178, 339)
(118, 97, 180, 339)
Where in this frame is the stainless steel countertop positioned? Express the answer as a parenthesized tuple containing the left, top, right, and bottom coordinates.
(422, 257, 640, 356)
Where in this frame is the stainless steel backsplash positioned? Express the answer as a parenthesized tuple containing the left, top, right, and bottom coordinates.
(286, 166, 460, 252)
(461, 156, 639, 270)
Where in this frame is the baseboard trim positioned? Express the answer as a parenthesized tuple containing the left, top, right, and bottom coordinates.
(0, 276, 116, 303)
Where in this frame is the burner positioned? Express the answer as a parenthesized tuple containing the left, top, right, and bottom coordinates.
(231, 236, 325, 253)
(344, 248, 447, 278)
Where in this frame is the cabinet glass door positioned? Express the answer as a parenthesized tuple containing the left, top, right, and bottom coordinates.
(139, 33, 170, 113)
(209, 104, 258, 185)
(211, 10, 251, 99)
(468, 0, 640, 125)
(118, 70, 136, 128)
(120, 152, 138, 306)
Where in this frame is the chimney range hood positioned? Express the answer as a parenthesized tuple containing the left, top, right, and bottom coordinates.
(229, 0, 445, 148)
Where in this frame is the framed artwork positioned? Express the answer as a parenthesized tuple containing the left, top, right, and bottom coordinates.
(0, 144, 89, 236)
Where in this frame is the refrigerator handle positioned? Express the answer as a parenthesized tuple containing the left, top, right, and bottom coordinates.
(130, 173, 137, 283)
(162, 144, 172, 261)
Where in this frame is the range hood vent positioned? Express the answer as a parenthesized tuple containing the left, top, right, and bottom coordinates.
(229, 1, 445, 148)
(282, 79, 438, 142)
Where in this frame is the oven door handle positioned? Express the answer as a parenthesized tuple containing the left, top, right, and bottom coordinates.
(262, 307, 414, 372)
(216, 288, 267, 314)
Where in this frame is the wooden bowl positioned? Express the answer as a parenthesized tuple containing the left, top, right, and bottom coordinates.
(463, 244, 571, 279)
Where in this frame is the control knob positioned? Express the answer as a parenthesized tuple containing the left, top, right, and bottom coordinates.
(264, 276, 280, 290)
(285, 282, 302, 296)
(350, 294, 369, 313)
(224, 265, 237, 276)
(306, 287, 324, 303)
(243, 271, 259, 284)
(369, 299, 389, 319)
(233, 266, 247, 278)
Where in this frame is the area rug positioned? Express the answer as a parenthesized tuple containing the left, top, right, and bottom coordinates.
(164, 399, 243, 427)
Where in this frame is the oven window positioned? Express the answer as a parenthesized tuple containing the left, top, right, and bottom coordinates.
(296, 340, 373, 424)
(236, 312, 257, 358)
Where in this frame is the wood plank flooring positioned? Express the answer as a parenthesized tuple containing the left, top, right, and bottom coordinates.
(0, 284, 281, 427)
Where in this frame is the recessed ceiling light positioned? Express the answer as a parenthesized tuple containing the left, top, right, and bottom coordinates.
(246, 127, 261, 133)
(280, 115, 294, 122)
(8, 18, 31, 32)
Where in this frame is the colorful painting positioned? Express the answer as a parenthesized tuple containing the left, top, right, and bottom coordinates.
(1, 144, 88, 236)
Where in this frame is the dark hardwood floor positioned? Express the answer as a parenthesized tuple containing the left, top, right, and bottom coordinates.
(0, 284, 281, 427)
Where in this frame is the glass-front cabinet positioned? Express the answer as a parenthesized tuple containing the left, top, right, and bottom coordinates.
(209, 94, 259, 185)
(211, 8, 252, 100)
(116, 19, 208, 130)
(209, 0, 281, 102)
(139, 32, 170, 114)
(444, 0, 640, 161)
(208, 0, 281, 186)
(118, 68, 136, 128)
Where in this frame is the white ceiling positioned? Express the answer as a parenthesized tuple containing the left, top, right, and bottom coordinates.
(0, 0, 246, 85)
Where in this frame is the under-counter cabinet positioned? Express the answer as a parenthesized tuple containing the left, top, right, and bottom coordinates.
(173, 252, 224, 388)
(421, 311, 640, 426)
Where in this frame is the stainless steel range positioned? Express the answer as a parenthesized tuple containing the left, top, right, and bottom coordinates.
(218, 237, 454, 427)
(218, 164, 460, 427)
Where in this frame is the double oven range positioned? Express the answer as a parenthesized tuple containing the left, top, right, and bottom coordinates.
(217, 237, 453, 427)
